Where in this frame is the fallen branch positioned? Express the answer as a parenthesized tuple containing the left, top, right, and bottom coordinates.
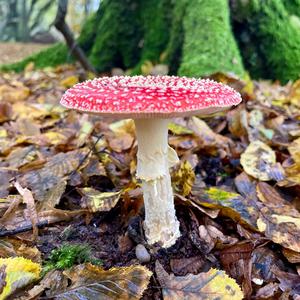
(54, 0, 96, 73)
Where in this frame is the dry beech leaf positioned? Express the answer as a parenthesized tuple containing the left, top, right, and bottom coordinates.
(155, 261, 243, 300)
(60, 75, 79, 88)
(37, 180, 67, 211)
(256, 182, 286, 206)
(78, 188, 122, 212)
(170, 256, 204, 276)
(282, 248, 300, 264)
(271, 267, 300, 298)
(19, 149, 89, 202)
(108, 133, 134, 152)
(192, 187, 259, 229)
(279, 137, 300, 186)
(0, 257, 41, 300)
(76, 118, 94, 147)
(227, 107, 247, 138)
(240, 140, 277, 181)
(52, 263, 152, 300)
(0, 238, 41, 263)
(5, 146, 37, 169)
(172, 160, 195, 196)
(15, 182, 39, 239)
(255, 282, 279, 299)
(0, 84, 30, 103)
(188, 116, 233, 154)
(257, 208, 300, 252)
(26, 270, 68, 300)
(255, 183, 300, 252)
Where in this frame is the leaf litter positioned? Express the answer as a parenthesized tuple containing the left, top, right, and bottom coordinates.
(0, 64, 299, 299)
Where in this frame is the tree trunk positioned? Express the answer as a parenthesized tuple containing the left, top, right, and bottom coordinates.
(232, 0, 300, 82)
(4, 0, 300, 83)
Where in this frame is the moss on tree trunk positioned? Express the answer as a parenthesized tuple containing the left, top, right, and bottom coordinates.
(2, 0, 300, 83)
(178, 0, 245, 77)
(233, 0, 300, 82)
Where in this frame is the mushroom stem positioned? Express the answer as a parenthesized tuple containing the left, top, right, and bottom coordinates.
(134, 118, 181, 248)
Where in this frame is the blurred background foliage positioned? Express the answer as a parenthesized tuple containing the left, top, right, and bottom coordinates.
(1, 0, 300, 82)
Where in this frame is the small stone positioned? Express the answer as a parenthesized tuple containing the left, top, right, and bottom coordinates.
(111, 68, 124, 76)
(150, 64, 169, 76)
(135, 244, 151, 263)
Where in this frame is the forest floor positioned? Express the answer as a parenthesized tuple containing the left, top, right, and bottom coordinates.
(0, 63, 299, 299)
(0, 42, 50, 65)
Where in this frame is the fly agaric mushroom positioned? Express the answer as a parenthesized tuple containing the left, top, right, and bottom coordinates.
(60, 76, 242, 248)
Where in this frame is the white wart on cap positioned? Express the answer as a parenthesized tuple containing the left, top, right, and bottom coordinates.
(60, 75, 242, 118)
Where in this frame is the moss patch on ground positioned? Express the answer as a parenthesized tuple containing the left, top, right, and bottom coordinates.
(43, 244, 101, 274)
(178, 0, 245, 78)
(0, 43, 70, 72)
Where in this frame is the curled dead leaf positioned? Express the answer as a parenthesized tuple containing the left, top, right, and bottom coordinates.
(78, 188, 122, 212)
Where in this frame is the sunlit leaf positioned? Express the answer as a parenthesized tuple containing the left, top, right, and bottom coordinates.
(60, 75, 79, 88)
(79, 188, 122, 212)
(155, 261, 243, 300)
(168, 123, 193, 135)
(0, 257, 41, 300)
(172, 161, 195, 196)
(240, 140, 279, 181)
(193, 187, 259, 229)
(0, 83, 30, 103)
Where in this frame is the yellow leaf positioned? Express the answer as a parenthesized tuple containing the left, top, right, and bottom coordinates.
(78, 188, 121, 212)
(156, 261, 243, 300)
(0, 257, 41, 300)
(60, 75, 79, 88)
(168, 122, 193, 135)
(288, 137, 300, 164)
(77, 119, 93, 147)
(240, 140, 276, 181)
(141, 60, 154, 75)
(172, 161, 195, 196)
(0, 84, 30, 103)
(278, 137, 300, 186)
(24, 62, 35, 72)
(43, 131, 69, 146)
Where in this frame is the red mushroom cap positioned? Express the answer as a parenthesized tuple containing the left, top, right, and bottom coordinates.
(60, 76, 242, 118)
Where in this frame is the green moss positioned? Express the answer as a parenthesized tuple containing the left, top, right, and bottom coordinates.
(165, 0, 187, 74)
(0, 43, 70, 72)
(132, 0, 172, 74)
(234, 0, 300, 82)
(252, 1, 300, 82)
(43, 243, 102, 274)
(178, 0, 245, 78)
(78, 13, 99, 54)
(89, 0, 142, 72)
(283, 0, 300, 17)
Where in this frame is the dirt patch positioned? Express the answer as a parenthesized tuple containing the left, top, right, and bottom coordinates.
(0, 42, 52, 65)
